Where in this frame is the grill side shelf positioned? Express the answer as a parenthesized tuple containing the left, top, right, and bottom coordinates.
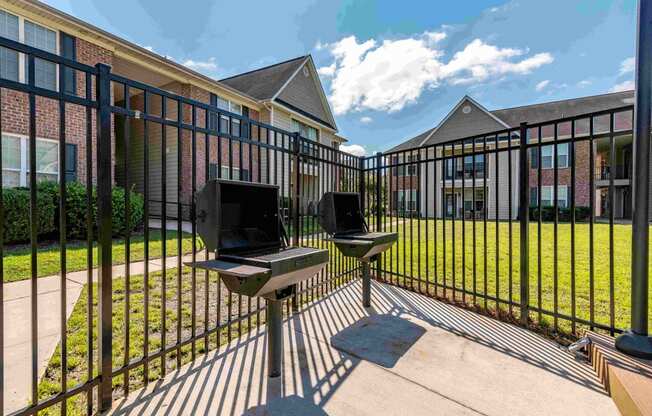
(185, 260, 272, 279)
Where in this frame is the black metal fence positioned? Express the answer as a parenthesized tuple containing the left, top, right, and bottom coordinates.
(0, 36, 360, 416)
(363, 105, 644, 341)
(0, 33, 649, 416)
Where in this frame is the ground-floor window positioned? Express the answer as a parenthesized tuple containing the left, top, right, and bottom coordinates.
(530, 185, 568, 208)
(208, 163, 250, 181)
(394, 189, 417, 212)
(1, 133, 59, 187)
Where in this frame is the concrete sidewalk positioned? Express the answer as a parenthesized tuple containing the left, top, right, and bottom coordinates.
(109, 280, 617, 416)
(3, 252, 196, 415)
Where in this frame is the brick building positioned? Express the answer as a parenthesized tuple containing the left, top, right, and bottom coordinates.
(387, 92, 635, 220)
(0, 0, 345, 218)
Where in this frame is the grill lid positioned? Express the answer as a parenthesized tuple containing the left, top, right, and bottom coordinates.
(318, 192, 367, 236)
(195, 180, 286, 254)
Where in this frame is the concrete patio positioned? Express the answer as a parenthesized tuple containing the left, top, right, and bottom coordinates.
(109, 280, 618, 416)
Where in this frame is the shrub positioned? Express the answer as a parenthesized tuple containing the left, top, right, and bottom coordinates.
(2, 185, 57, 243)
(64, 181, 96, 240)
(2, 181, 144, 244)
(110, 186, 144, 236)
(528, 206, 591, 222)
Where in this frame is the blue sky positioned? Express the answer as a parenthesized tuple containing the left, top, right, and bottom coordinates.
(44, 0, 637, 153)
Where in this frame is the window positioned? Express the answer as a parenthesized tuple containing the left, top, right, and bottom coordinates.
(1, 134, 59, 187)
(531, 186, 569, 208)
(394, 155, 417, 176)
(0, 10, 61, 91)
(0, 10, 19, 82)
(208, 163, 249, 181)
(24, 20, 57, 90)
(291, 119, 319, 141)
(532, 144, 569, 169)
(210, 94, 243, 136)
(396, 190, 417, 212)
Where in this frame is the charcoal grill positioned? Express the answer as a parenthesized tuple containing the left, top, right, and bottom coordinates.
(318, 192, 397, 307)
(187, 180, 328, 377)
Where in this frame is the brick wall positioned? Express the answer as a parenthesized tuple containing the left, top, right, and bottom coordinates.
(1, 37, 113, 185)
(528, 141, 591, 207)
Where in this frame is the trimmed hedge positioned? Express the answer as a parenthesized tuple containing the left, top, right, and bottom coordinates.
(529, 206, 591, 222)
(1, 185, 57, 243)
(2, 181, 144, 244)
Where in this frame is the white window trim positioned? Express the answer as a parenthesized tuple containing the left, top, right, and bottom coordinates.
(397, 189, 417, 211)
(1, 132, 59, 186)
(1, 9, 61, 90)
(540, 185, 568, 207)
(541, 144, 569, 170)
(291, 118, 320, 142)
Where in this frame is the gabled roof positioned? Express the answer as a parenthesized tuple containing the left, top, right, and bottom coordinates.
(491, 90, 634, 127)
(219, 56, 309, 101)
(388, 90, 635, 153)
(388, 95, 507, 152)
(220, 55, 338, 131)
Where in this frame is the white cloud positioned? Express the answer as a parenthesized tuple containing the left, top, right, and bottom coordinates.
(182, 57, 219, 73)
(319, 33, 553, 114)
(318, 63, 336, 77)
(339, 144, 366, 157)
(535, 80, 550, 91)
(360, 116, 373, 124)
(610, 79, 634, 92)
(577, 79, 592, 88)
(619, 57, 635, 75)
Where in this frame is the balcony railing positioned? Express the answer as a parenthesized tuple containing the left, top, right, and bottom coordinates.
(595, 164, 631, 181)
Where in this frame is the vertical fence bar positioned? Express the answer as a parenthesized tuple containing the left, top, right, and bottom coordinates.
(96, 62, 114, 412)
(28, 54, 38, 407)
(59, 85, 68, 415)
(375, 152, 383, 279)
(292, 132, 301, 312)
(518, 122, 530, 325)
(0, 86, 4, 416)
(615, 0, 652, 357)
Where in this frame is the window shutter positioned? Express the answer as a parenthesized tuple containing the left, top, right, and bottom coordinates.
(209, 93, 218, 131)
(65, 143, 77, 182)
(209, 163, 217, 180)
(530, 148, 538, 169)
(529, 187, 538, 207)
(60, 32, 76, 95)
(242, 106, 250, 139)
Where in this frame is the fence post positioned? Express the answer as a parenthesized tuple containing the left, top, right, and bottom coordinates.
(95, 63, 113, 411)
(615, 0, 652, 358)
(518, 122, 530, 326)
(375, 152, 382, 231)
(291, 132, 301, 312)
(359, 156, 366, 220)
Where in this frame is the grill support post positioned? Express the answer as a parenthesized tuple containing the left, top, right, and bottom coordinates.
(361, 261, 371, 307)
(266, 299, 283, 377)
(616, 0, 652, 358)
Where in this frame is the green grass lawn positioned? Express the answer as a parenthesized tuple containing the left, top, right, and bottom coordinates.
(378, 218, 652, 333)
(2, 230, 196, 283)
(37, 267, 247, 415)
(37, 264, 357, 415)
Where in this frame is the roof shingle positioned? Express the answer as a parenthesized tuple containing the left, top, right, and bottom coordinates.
(219, 56, 308, 100)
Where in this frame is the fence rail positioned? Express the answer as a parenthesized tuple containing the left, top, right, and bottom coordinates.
(0, 33, 648, 416)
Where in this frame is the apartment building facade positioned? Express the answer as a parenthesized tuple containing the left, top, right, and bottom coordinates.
(387, 92, 635, 220)
(0, 0, 345, 218)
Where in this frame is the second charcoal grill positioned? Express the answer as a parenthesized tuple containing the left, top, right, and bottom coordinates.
(318, 192, 397, 307)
